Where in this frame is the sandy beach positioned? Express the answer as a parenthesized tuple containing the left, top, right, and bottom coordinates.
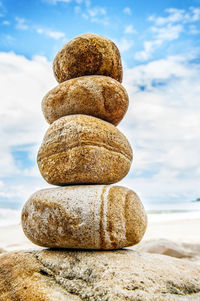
(144, 217, 200, 243)
(0, 217, 199, 252)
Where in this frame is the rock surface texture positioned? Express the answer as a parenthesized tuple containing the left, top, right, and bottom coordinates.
(37, 115, 132, 185)
(42, 75, 129, 125)
(21, 185, 147, 249)
(53, 33, 123, 83)
(0, 249, 200, 301)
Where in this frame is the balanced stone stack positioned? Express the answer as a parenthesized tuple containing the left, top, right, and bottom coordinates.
(21, 33, 147, 249)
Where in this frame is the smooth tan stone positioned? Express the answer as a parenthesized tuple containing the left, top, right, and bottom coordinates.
(37, 115, 132, 185)
(1, 249, 200, 301)
(53, 33, 123, 83)
(21, 185, 147, 249)
(42, 75, 129, 126)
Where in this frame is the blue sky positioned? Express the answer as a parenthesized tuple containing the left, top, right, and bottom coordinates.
(0, 0, 200, 209)
(1, 0, 200, 64)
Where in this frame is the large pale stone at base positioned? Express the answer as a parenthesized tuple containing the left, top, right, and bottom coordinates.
(21, 185, 147, 249)
(0, 249, 200, 301)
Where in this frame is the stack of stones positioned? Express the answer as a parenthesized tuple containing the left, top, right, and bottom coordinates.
(21, 33, 147, 250)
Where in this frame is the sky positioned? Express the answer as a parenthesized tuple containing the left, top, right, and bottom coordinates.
(0, 0, 200, 210)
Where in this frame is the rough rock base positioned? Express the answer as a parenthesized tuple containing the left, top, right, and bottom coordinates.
(0, 249, 200, 300)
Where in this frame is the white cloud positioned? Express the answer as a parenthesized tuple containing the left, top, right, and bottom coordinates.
(118, 55, 200, 202)
(151, 24, 183, 41)
(81, 6, 108, 25)
(74, 5, 81, 13)
(0, 1, 5, 17)
(0, 52, 56, 177)
(135, 22, 184, 61)
(0, 52, 56, 207)
(134, 40, 162, 61)
(123, 7, 132, 15)
(189, 24, 200, 34)
(2, 20, 10, 25)
(87, 7, 106, 17)
(149, 8, 185, 26)
(15, 16, 65, 40)
(4, 35, 15, 43)
(189, 7, 200, 22)
(124, 24, 136, 34)
(82, 13, 88, 19)
(44, 0, 108, 25)
(45, 0, 89, 5)
(136, 6, 200, 61)
(36, 28, 65, 39)
(85, 0, 90, 7)
(115, 38, 134, 52)
(45, 0, 72, 4)
(49, 0, 83, 3)
(15, 17, 29, 30)
(149, 6, 200, 26)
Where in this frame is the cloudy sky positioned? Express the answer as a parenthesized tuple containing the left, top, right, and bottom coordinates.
(0, 0, 200, 209)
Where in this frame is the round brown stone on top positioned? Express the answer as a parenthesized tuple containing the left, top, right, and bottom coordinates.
(53, 33, 123, 83)
(42, 75, 129, 126)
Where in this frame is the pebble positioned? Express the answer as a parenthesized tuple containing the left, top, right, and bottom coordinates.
(42, 75, 129, 125)
(37, 114, 133, 185)
(53, 33, 123, 83)
(21, 185, 147, 249)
